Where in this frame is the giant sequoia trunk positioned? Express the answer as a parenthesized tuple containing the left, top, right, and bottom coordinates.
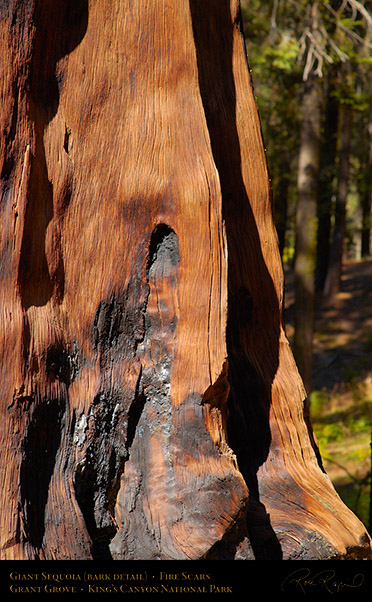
(1, 0, 371, 561)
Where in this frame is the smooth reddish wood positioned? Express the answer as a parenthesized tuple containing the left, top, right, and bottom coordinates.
(1, 0, 371, 560)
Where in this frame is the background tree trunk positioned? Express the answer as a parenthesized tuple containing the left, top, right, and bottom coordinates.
(324, 104, 353, 298)
(273, 169, 289, 259)
(361, 118, 372, 258)
(293, 76, 322, 395)
(316, 75, 339, 292)
(1, 0, 371, 561)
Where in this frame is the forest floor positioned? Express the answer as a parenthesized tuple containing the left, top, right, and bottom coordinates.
(284, 258, 372, 531)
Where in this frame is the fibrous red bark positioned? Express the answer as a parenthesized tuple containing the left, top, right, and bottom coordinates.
(0, 0, 371, 560)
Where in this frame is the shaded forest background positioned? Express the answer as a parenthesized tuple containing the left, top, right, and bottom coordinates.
(241, 0, 372, 532)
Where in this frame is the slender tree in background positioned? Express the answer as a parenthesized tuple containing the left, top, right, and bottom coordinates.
(361, 113, 372, 257)
(324, 99, 353, 297)
(293, 73, 322, 395)
(358, 4, 372, 258)
(316, 72, 339, 292)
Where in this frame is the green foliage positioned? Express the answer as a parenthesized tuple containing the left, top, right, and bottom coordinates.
(310, 374, 372, 528)
(335, 477, 371, 528)
(318, 422, 345, 444)
(331, 86, 372, 111)
(282, 244, 295, 265)
(357, 55, 372, 63)
(310, 389, 329, 416)
(312, 400, 370, 453)
(261, 37, 301, 71)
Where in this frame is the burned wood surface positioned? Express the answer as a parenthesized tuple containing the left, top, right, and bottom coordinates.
(0, 0, 371, 560)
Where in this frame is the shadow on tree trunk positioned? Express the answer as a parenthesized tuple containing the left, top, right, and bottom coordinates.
(190, 0, 282, 559)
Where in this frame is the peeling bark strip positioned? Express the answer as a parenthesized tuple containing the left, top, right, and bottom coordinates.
(0, 0, 371, 560)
